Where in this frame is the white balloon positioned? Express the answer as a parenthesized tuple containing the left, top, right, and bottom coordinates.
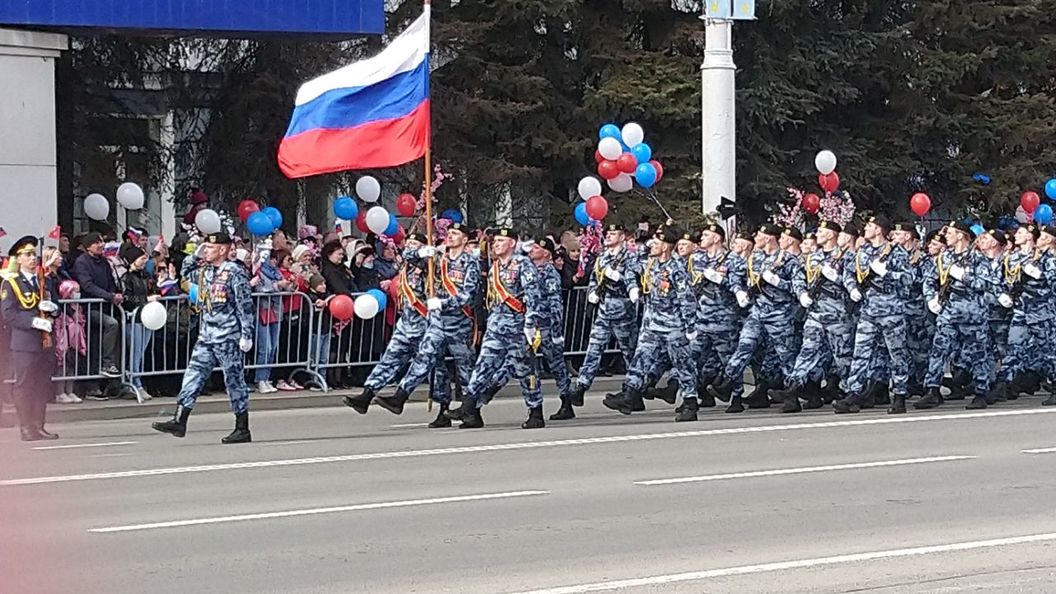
(140, 301, 167, 331)
(621, 122, 645, 147)
(365, 206, 390, 235)
(195, 209, 222, 234)
(598, 137, 623, 161)
(84, 193, 110, 221)
(1015, 205, 1030, 224)
(577, 177, 603, 201)
(356, 176, 381, 203)
(814, 150, 837, 175)
(608, 173, 633, 193)
(116, 182, 145, 210)
(354, 294, 380, 319)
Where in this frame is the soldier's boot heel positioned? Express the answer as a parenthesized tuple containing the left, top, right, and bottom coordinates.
(965, 394, 988, 410)
(343, 387, 375, 414)
(744, 381, 771, 409)
(221, 412, 251, 444)
(1042, 394, 1056, 406)
(724, 392, 745, 414)
(602, 389, 637, 415)
(913, 387, 943, 410)
(872, 383, 890, 406)
(459, 408, 484, 429)
(152, 405, 191, 438)
(801, 380, 824, 410)
(888, 394, 907, 415)
(374, 388, 410, 416)
(570, 385, 586, 407)
(674, 397, 698, 422)
(428, 403, 452, 428)
(549, 397, 576, 421)
(648, 380, 678, 405)
(696, 382, 717, 408)
(780, 390, 802, 413)
(446, 397, 477, 422)
(708, 377, 734, 403)
(832, 394, 863, 414)
(521, 406, 545, 429)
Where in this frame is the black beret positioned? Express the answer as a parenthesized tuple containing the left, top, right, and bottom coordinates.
(865, 216, 889, 232)
(448, 223, 470, 234)
(841, 223, 860, 238)
(8, 235, 38, 257)
(679, 230, 701, 243)
(736, 231, 754, 242)
(893, 222, 920, 239)
(924, 229, 943, 244)
(494, 227, 518, 240)
(759, 224, 783, 237)
(986, 228, 1007, 246)
(817, 220, 842, 234)
(948, 221, 973, 237)
(205, 232, 232, 245)
(702, 223, 726, 240)
(1021, 224, 1041, 239)
(782, 227, 803, 242)
(407, 233, 428, 244)
(535, 236, 558, 257)
(1041, 224, 1056, 237)
(658, 228, 680, 245)
(604, 223, 626, 233)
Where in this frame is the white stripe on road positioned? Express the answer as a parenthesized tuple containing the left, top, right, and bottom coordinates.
(32, 441, 138, 451)
(3, 407, 1051, 486)
(511, 532, 1056, 594)
(635, 456, 975, 486)
(1021, 447, 1056, 454)
(89, 490, 549, 533)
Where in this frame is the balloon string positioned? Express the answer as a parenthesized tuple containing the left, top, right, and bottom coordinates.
(639, 189, 674, 223)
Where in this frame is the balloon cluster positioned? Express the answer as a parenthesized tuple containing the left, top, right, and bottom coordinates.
(237, 200, 282, 237)
(814, 150, 840, 194)
(1019, 178, 1056, 225)
(327, 289, 388, 321)
(332, 176, 405, 242)
(595, 123, 663, 191)
(83, 182, 147, 221)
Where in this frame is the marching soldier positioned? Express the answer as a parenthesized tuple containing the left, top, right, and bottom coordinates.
(687, 223, 740, 407)
(2, 236, 60, 441)
(152, 232, 256, 443)
(522, 237, 575, 421)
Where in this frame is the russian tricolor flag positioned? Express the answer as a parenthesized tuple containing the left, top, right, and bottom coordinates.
(278, 11, 430, 179)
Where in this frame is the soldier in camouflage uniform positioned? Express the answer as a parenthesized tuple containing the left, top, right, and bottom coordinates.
(604, 227, 699, 421)
(686, 223, 741, 407)
(152, 232, 256, 444)
(445, 228, 546, 429)
(917, 221, 999, 410)
(978, 228, 1012, 399)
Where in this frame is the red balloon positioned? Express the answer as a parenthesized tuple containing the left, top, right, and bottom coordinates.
(329, 294, 354, 321)
(649, 160, 664, 183)
(393, 224, 406, 244)
(355, 211, 369, 233)
(396, 193, 417, 217)
(237, 200, 260, 223)
(616, 153, 638, 174)
(910, 192, 931, 217)
(597, 159, 620, 180)
(819, 172, 840, 193)
(1021, 191, 1041, 214)
(585, 195, 609, 220)
(594, 150, 605, 164)
(801, 193, 821, 214)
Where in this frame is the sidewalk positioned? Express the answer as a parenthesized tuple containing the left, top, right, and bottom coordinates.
(43, 377, 632, 423)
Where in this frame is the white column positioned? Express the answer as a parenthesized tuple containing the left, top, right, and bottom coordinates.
(701, 19, 736, 219)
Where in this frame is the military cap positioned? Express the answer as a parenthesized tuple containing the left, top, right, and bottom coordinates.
(986, 228, 1007, 246)
(604, 223, 626, 233)
(702, 223, 726, 240)
(205, 231, 232, 245)
(535, 236, 558, 258)
(8, 235, 38, 257)
(841, 223, 860, 238)
(679, 230, 701, 243)
(782, 227, 803, 242)
(924, 229, 943, 245)
(658, 227, 681, 245)
(893, 222, 920, 239)
(817, 220, 842, 234)
(947, 221, 973, 237)
(865, 216, 889, 233)
(759, 224, 783, 237)
(448, 222, 470, 235)
(407, 233, 428, 244)
(494, 227, 518, 240)
(1021, 223, 1041, 239)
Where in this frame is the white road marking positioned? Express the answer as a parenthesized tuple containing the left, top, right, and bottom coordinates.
(1021, 447, 1056, 454)
(390, 423, 426, 429)
(635, 456, 975, 486)
(32, 441, 138, 451)
(89, 490, 549, 533)
(510, 532, 1056, 594)
(2, 407, 1051, 487)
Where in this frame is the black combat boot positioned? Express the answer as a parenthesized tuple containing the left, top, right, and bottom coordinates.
(459, 406, 484, 429)
(888, 393, 907, 415)
(768, 384, 797, 407)
(984, 382, 1007, 405)
(965, 394, 988, 410)
(221, 412, 252, 444)
(872, 383, 890, 406)
(374, 387, 410, 415)
(801, 380, 824, 410)
(648, 379, 679, 405)
(820, 374, 841, 404)
(913, 387, 943, 409)
(343, 387, 375, 414)
(942, 368, 969, 400)
(744, 381, 771, 409)
(428, 403, 451, 428)
(674, 397, 699, 422)
(549, 397, 576, 421)
(445, 396, 477, 422)
(152, 404, 191, 438)
(696, 382, 717, 408)
(780, 388, 802, 413)
(569, 384, 586, 407)
(708, 376, 734, 403)
(1021, 370, 1042, 395)
(832, 392, 870, 414)
(1042, 394, 1056, 406)
(725, 392, 745, 413)
(521, 406, 545, 429)
(603, 387, 640, 415)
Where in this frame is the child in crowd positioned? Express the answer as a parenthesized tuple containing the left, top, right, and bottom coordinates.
(53, 280, 86, 403)
(307, 274, 332, 390)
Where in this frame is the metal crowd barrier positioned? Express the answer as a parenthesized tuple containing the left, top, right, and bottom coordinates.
(52, 297, 131, 389)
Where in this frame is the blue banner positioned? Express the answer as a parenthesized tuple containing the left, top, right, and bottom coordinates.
(0, 0, 385, 35)
(732, 0, 757, 20)
(705, 0, 731, 20)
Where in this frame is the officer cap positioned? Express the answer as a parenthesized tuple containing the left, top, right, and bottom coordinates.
(893, 222, 920, 239)
(8, 235, 38, 257)
(817, 220, 842, 234)
(205, 231, 233, 245)
(604, 223, 626, 234)
(494, 227, 518, 240)
(759, 224, 783, 238)
(702, 223, 726, 240)
(782, 227, 803, 242)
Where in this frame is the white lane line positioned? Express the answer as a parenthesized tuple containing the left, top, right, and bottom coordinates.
(510, 532, 1056, 594)
(391, 423, 426, 429)
(89, 490, 549, 533)
(1021, 447, 1056, 454)
(32, 441, 138, 451)
(3, 407, 1051, 487)
(635, 456, 975, 486)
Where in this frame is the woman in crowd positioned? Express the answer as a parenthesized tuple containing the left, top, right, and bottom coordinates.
(251, 247, 292, 394)
(120, 244, 159, 403)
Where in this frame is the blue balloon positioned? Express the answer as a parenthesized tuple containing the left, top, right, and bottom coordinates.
(384, 213, 399, 236)
(262, 206, 283, 230)
(1035, 203, 1053, 225)
(630, 143, 652, 164)
(598, 124, 621, 141)
(247, 211, 274, 236)
(970, 223, 984, 237)
(440, 208, 463, 224)
(634, 162, 658, 188)
(334, 196, 358, 220)
(188, 283, 199, 304)
(366, 288, 388, 311)
(972, 173, 991, 185)
(574, 202, 590, 226)
(1045, 179, 1056, 201)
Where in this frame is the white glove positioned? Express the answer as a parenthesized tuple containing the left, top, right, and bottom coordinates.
(799, 293, 814, 308)
(762, 270, 781, 287)
(587, 292, 600, 304)
(821, 265, 839, 282)
(524, 327, 537, 346)
(31, 317, 52, 333)
(685, 331, 697, 342)
(850, 288, 863, 303)
(735, 290, 750, 308)
(553, 335, 565, 347)
(427, 297, 443, 311)
(1023, 264, 1042, 279)
(949, 264, 966, 281)
(417, 246, 436, 258)
(604, 268, 622, 282)
(703, 268, 723, 284)
(927, 297, 942, 315)
(239, 337, 253, 352)
(870, 260, 888, 277)
(998, 293, 1014, 309)
(38, 300, 58, 314)
(628, 288, 640, 304)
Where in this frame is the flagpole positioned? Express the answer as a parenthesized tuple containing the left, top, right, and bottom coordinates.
(423, 0, 435, 299)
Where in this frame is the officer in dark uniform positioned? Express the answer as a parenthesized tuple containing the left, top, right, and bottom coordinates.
(1, 236, 60, 441)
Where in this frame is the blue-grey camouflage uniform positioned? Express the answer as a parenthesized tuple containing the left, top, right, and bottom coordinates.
(575, 247, 643, 390)
(687, 249, 741, 388)
(997, 249, 1056, 384)
(785, 247, 852, 388)
(364, 254, 432, 391)
(983, 252, 1011, 382)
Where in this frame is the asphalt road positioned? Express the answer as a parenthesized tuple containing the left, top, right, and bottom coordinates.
(3, 392, 1056, 594)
